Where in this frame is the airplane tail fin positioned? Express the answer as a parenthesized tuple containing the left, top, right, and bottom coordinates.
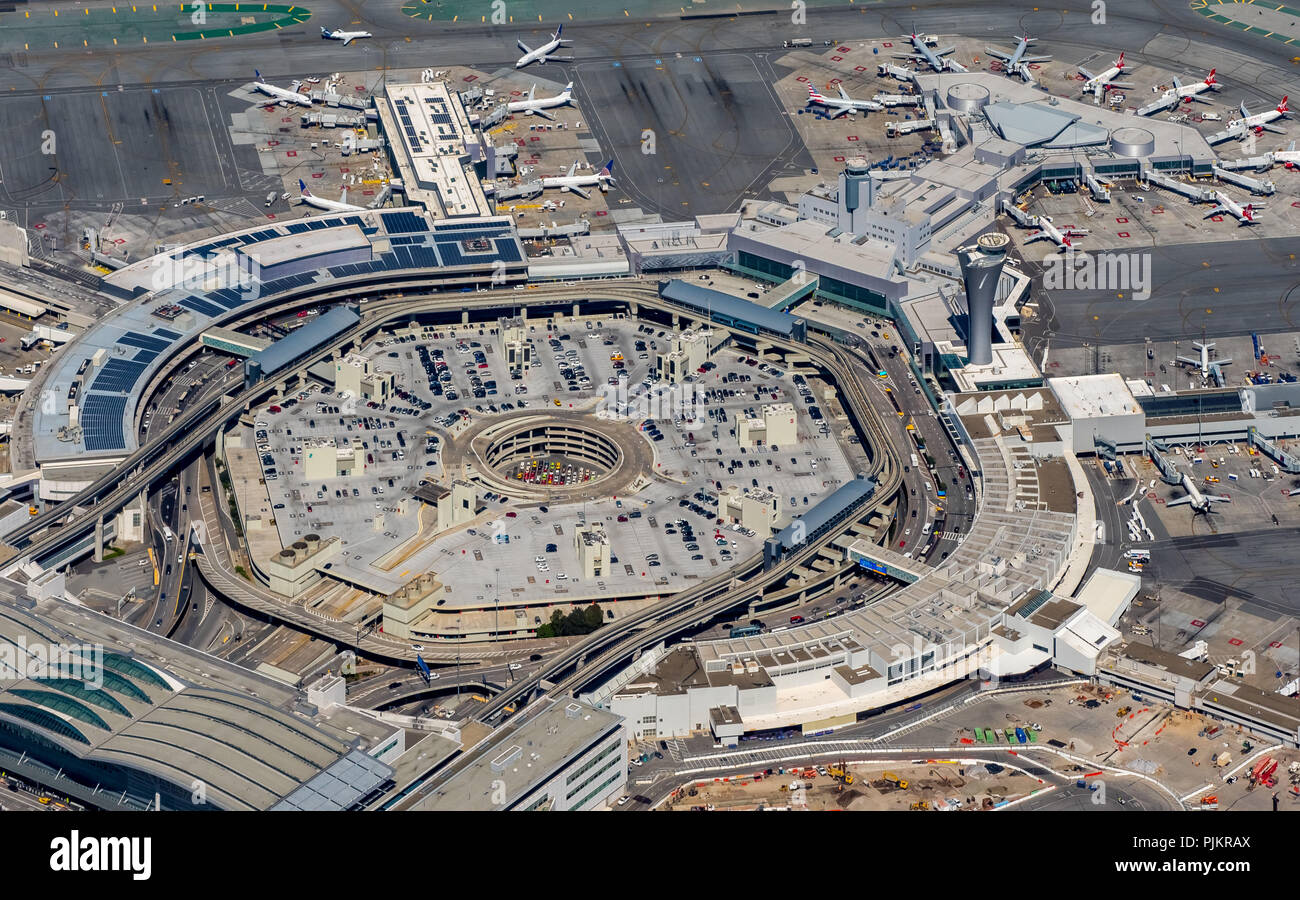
(298, 178, 312, 197)
(1279, 96, 1289, 113)
(563, 81, 573, 93)
(321, 27, 329, 37)
(255, 69, 262, 81)
(1116, 51, 1124, 69)
(1205, 68, 1216, 85)
(807, 85, 824, 101)
(602, 159, 615, 176)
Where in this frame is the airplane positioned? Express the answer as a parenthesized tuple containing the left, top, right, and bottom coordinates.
(515, 24, 574, 69)
(986, 34, 1051, 81)
(1136, 69, 1218, 116)
(806, 84, 883, 118)
(1176, 340, 1232, 377)
(1227, 96, 1289, 135)
(1270, 140, 1300, 168)
(321, 27, 372, 46)
(298, 179, 367, 213)
(1166, 471, 1231, 514)
(506, 82, 574, 121)
(1024, 215, 1087, 251)
(1078, 52, 1134, 99)
(893, 31, 967, 74)
(252, 70, 313, 107)
(540, 159, 615, 200)
(1203, 190, 1263, 225)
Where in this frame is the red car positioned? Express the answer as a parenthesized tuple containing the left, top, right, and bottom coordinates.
(790, 615, 804, 624)
(268, 405, 282, 413)
(506, 511, 517, 518)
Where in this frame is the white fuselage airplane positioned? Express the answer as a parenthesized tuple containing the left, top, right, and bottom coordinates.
(1228, 96, 1289, 134)
(252, 70, 313, 107)
(807, 84, 883, 118)
(986, 34, 1050, 81)
(298, 179, 366, 212)
(1138, 69, 1218, 116)
(507, 82, 574, 120)
(1271, 140, 1300, 168)
(1025, 215, 1087, 250)
(321, 27, 372, 46)
(1167, 472, 1231, 513)
(515, 24, 574, 68)
(1177, 341, 1231, 377)
(895, 32, 966, 73)
(1204, 190, 1263, 225)
(1079, 52, 1133, 98)
(541, 159, 615, 200)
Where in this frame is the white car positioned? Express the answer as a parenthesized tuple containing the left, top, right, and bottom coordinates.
(556, 573, 567, 580)
(509, 662, 522, 670)
(427, 673, 439, 680)
(617, 795, 630, 806)
(534, 556, 545, 563)
(255, 421, 269, 428)
(411, 644, 425, 651)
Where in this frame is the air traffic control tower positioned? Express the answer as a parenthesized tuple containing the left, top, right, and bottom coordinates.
(957, 232, 1010, 366)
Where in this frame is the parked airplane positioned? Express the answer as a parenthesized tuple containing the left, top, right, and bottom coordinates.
(1079, 52, 1133, 99)
(1177, 340, 1232, 377)
(1228, 96, 1289, 135)
(1270, 140, 1300, 168)
(894, 31, 966, 73)
(507, 82, 574, 120)
(252, 70, 313, 107)
(1204, 190, 1263, 225)
(807, 84, 883, 118)
(1136, 69, 1218, 116)
(1024, 215, 1087, 250)
(1167, 471, 1231, 514)
(986, 34, 1050, 81)
(516, 24, 574, 68)
(541, 159, 615, 200)
(298, 179, 366, 212)
(321, 27, 372, 46)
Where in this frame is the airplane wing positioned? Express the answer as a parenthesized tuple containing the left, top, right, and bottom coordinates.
(565, 161, 578, 178)
(1206, 494, 1232, 503)
(540, 54, 575, 63)
(530, 107, 556, 122)
(1175, 356, 1202, 367)
(1105, 80, 1135, 89)
(828, 105, 851, 119)
(1203, 205, 1229, 218)
(1165, 495, 1195, 508)
(517, 39, 533, 53)
(1260, 122, 1288, 134)
(1171, 76, 1183, 90)
(1078, 66, 1096, 80)
(567, 185, 592, 200)
(935, 46, 956, 56)
(946, 59, 968, 73)
(985, 48, 1012, 61)
(1185, 92, 1214, 105)
(342, 36, 354, 46)
(1023, 231, 1050, 244)
(1022, 54, 1052, 63)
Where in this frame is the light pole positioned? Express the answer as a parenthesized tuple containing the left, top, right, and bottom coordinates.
(494, 567, 501, 639)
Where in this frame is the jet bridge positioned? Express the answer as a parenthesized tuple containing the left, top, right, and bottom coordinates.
(1140, 167, 1215, 203)
(1217, 155, 1274, 173)
(1001, 199, 1037, 227)
(1082, 169, 1111, 202)
(1212, 165, 1275, 196)
(1247, 426, 1300, 474)
(1145, 435, 1184, 485)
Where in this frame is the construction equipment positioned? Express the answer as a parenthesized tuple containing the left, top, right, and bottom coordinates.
(1116, 705, 1132, 718)
(909, 800, 930, 810)
(828, 761, 855, 785)
(882, 771, 908, 789)
(1200, 795, 1219, 809)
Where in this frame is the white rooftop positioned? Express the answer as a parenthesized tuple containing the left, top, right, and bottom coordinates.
(1049, 373, 1143, 419)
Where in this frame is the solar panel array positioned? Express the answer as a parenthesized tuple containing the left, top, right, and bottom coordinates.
(381, 211, 426, 234)
(80, 394, 128, 452)
(91, 358, 149, 393)
(392, 97, 424, 153)
(261, 272, 317, 295)
(117, 331, 171, 354)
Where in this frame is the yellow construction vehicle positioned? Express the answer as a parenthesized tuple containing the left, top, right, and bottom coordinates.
(827, 762, 854, 785)
(909, 800, 930, 810)
(882, 771, 908, 789)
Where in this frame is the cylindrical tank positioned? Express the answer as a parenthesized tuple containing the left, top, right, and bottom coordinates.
(958, 232, 1010, 366)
